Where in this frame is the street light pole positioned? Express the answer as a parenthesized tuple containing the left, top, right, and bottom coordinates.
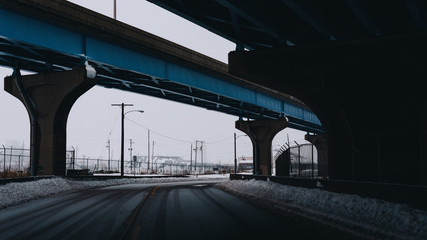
(112, 103, 133, 177)
(234, 133, 237, 174)
(234, 133, 247, 174)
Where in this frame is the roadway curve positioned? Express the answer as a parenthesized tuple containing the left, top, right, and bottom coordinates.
(0, 180, 360, 240)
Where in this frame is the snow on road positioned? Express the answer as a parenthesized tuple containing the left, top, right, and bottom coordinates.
(1, 175, 427, 239)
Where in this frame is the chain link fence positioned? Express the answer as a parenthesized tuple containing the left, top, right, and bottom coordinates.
(0, 146, 234, 177)
(65, 151, 232, 175)
(0, 146, 30, 177)
(274, 142, 318, 178)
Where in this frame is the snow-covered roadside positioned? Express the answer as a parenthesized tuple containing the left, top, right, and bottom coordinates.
(0, 175, 228, 210)
(218, 179, 427, 240)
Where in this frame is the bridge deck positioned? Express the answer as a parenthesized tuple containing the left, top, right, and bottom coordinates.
(0, 0, 322, 133)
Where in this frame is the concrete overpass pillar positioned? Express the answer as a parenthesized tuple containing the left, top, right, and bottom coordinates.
(4, 67, 95, 176)
(236, 118, 288, 175)
(305, 134, 328, 178)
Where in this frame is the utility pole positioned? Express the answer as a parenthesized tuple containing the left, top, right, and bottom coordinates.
(111, 103, 133, 177)
(190, 143, 193, 174)
(129, 139, 134, 174)
(152, 141, 155, 170)
(2, 145, 5, 173)
(147, 129, 150, 172)
(194, 141, 198, 173)
(234, 133, 237, 174)
(106, 140, 111, 171)
(200, 141, 204, 174)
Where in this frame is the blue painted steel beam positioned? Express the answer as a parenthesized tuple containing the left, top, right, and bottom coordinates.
(0, 7, 322, 133)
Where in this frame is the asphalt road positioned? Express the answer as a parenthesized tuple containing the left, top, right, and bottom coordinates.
(0, 180, 361, 240)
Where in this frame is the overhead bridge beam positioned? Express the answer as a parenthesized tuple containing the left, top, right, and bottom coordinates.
(0, 0, 322, 130)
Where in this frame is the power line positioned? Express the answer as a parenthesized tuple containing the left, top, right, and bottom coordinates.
(204, 136, 233, 144)
(127, 117, 247, 146)
(95, 110, 121, 159)
(126, 117, 192, 144)
(237, 137, 252, 147)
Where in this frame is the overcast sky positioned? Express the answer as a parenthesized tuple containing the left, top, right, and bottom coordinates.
(0, 0, 307, 164)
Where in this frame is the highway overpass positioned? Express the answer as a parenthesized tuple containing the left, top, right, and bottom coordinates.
(150, 0, 427, 186)
(0, 0, 321, 176)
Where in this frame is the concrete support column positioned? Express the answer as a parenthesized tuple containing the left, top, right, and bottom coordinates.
(305, 134, 328, 178)
(236, 118, 288, 175)
(4, 67, 95, 176)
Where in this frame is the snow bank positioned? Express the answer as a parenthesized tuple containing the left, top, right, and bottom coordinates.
(218, 179, 427, 240)
(0, 175, 228, 209)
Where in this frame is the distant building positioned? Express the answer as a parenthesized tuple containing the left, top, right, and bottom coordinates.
(238, 156, 253, 172)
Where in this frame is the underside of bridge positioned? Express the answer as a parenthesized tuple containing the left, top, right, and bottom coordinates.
(150, 0, 427, 185)
(229, 35, 427, 185)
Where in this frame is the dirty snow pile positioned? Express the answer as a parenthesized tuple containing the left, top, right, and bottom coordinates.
(218, 179, 427, 240)
(0, 175, 227, 209)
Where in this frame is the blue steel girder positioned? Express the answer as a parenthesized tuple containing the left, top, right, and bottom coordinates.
(0, 5, 323, 133)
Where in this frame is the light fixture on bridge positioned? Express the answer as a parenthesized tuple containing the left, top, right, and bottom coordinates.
(85, 60, 96, 79)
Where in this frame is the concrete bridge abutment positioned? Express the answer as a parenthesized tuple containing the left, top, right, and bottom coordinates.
(4, 67, 95, 176)
(236, 118, 288, 175)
